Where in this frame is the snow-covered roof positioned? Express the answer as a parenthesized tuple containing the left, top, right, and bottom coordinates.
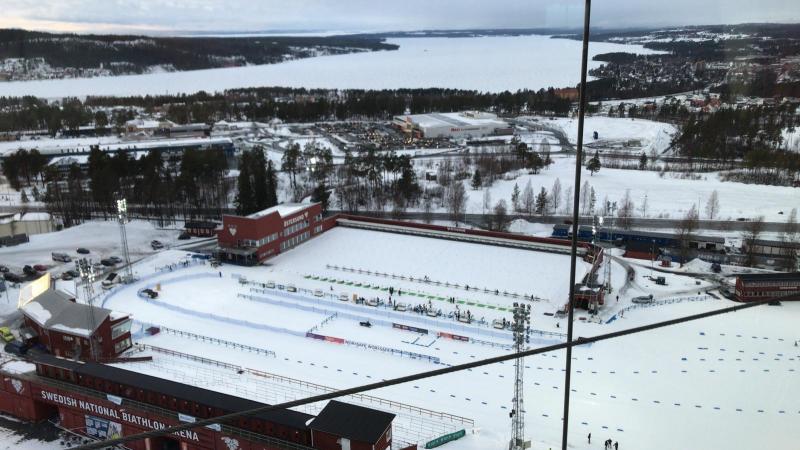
(397, 111, 507, 129)
(20, 289, 123, 337)
(246, 203, 315, 219)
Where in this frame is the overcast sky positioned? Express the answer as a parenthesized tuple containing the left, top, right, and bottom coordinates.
(1, 0, 798, 35)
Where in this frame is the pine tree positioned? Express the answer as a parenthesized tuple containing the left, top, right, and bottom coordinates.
(587, 150, 601, 175)
(235, 155, 255, 216)
(511, 183, 520, 212)
(265, 160, 278, 208)
(311, 181, 331, 212)
(471, 169, 482, 190)
(535, 187, 549, 215)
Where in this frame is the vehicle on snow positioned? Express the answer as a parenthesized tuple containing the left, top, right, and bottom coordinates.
(286, 284, 297, 293)
(76, 248, 90, 254)
(51, 252, 72, 263)
(266, 281, 275, 289)
(339, 293, 349, 302)
(313, 289, 323, 297)
(138, 288, 159, 299)
(101, 272, 120, 290)
(33, 264, 48, 272)
(22, 265, 37, 276)
(151, 240, 164, 250)
(632, 294, 655, 304)
(366, 298, 379, 307)
(393, 303, 407, 312)
(492, 319, 507, 329)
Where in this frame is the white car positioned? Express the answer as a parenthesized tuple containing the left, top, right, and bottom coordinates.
(266, 281, 275, 289)
(286, 285, 297, 293)
(339, 293, 349, 302)
(393, 303, 407, 312)
(366, 298, 379, 307)
(313, 289, 323, 297)
(101, 273, 120, 290)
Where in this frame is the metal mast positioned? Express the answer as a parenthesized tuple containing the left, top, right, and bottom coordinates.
(509, 302, 531, 450)
(77, 258, 98, 361)
(117, 198, 133, 283)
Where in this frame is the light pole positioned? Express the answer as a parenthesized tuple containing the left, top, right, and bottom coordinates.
(76, 258, 98, 361)
(117, 198, 133, 283)
(509, 302, 531, 450)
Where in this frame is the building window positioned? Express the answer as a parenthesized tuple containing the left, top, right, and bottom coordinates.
(114, 338, 131, 354)
(111, 320, 132, 339)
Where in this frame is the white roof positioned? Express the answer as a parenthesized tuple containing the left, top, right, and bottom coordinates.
(246, 203, 314, 219)
(397, 111, 507, 129)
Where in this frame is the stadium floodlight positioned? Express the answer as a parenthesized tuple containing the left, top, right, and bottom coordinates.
(116, 197, 134, 283)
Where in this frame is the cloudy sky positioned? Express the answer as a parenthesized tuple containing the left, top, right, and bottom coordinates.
(1, 0, 798, 35)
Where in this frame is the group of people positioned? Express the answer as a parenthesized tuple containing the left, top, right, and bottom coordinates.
(588, 433, 619, 450)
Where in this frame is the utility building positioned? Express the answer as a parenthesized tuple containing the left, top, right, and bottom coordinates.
(393, 111, 511, 139)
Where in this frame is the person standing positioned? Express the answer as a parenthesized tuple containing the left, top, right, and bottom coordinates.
(614, 441, 618, 450)
(587, 433, 591, 444)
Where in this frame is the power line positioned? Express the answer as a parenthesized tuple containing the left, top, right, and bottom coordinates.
(563, 1, 593, 449)
(72, 297, 773, 450)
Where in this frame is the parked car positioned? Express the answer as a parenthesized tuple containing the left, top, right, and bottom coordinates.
(109, 256, 123, 264)
(33, 264, 49, 272)
(92, 263, 106, 273)
(393, 302, 407, 312)
(101, 272, 120, 290)
(3, 273, 22, 283)
(492, 319, 507, 330)
(0, 265, 8, 273)
(138, 288, 159, 299)
(339, 293, 349, 302)
(266, 281, 276, 289)
(426, 309, 439, 317)
(150, 240, 164, 250)
(100, 258, 116, 267)
(65, 269, 80, 278)
(51, 252, 72, 263)
(313, 289, 323, 297)
(76, 247, 90, 254)
(632, 294, 655, 304)
(286, 284, 297, 293)
(178, 232, 191, 240)
(0, 327, 14, 343)
(4, 341, 27, 356)
(60, 272, 74, 281)
(22, 265, 37, 276)
(366, 298, 379, 307)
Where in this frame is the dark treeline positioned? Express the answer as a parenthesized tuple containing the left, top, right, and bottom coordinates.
(0, 87, 573, 133)
(673, 105, 800, 183)
(41, 145, 231, 227)
(0, 29, 397, 73)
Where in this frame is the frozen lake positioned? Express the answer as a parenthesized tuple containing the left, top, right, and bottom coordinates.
(0, 35, 662, 97)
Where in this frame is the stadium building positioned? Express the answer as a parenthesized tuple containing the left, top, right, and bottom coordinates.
(734, 272, 800, 302)
(216, 203, 335, 265)
(392, 111, 512, 139)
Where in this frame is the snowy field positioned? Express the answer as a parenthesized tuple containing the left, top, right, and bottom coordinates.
(541, 116, 678, 155)
(89, 243, 797, 450)
(0, 36, 663, 97)
(463, 155, 800, 221)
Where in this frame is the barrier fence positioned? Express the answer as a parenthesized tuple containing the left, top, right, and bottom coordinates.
(134, 342, 473, 427)
(138, 324, 276, 358)
(325, 264, 547, 303)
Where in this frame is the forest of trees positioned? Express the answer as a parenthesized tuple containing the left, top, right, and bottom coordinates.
(0, 29, 397, 74)
(0, 87, 573, 134)
(40, 145, 230, 227)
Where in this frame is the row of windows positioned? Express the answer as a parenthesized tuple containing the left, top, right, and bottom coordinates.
(284, 220, 309, 236)
(314, 225, 323, 234)
(280, 231, 310, 251)
(742, 281, 800, 288)
(238, 231, 280, 248)
(114, 338, 131, 354)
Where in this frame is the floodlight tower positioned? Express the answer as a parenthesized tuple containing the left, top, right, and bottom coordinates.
(77, 258, 98, 361)
(509, 302, 532, 450)
(117, 198, 133, 283)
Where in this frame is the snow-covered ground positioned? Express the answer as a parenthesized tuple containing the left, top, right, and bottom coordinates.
(0, 36, 663, 97)
(463, 155, 800, 221)
(0, 220, 185, 271)
(542, 116, 678, 155)
(1, 221, 797, 450)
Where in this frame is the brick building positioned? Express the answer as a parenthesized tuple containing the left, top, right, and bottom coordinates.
(19, 289, 132, 360)
(216, 203, 334, 265)
(734, 272, 800, 302)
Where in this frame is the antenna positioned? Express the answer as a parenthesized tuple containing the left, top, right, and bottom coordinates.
(117, 198, 134, 283)
(76, 258, 98, 361)
(509, 302, 531, 450)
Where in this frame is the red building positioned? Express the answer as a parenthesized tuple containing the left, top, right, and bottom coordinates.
(734, 272, 800, 302)
(0, 353, 395, 450)
(216, 203, 332, 265)
(19, 289, 132, 360)
(623, 240, 659, 260)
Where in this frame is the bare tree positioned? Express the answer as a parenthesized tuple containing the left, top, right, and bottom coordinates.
(550, 178, 562, 213)
(617, 189, 636, 230)
(492, 199, 510, 231)
(780, 208, 798, 271)
(482, 188, 492, 215)
(742, 215, 766, 268)
(521, 180, 535, 215)
(446, 181, 467, 225)
(705, 190, 720, 220)
(562, 185, 573, 214)
(580, 180, 592, 215)
(674, 203, 700, 266)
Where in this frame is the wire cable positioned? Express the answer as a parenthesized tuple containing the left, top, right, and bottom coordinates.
(72, 297, 771, 450)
